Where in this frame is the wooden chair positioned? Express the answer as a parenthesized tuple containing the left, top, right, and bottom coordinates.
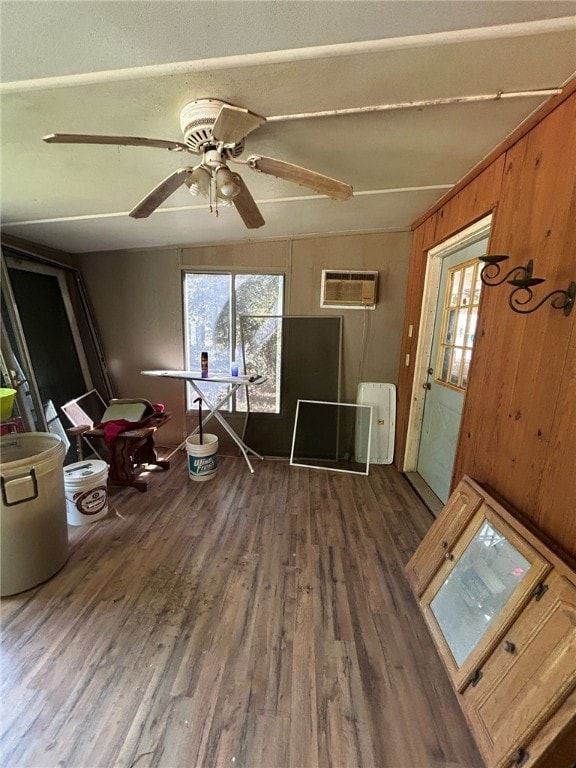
(62, 391, 171, 492)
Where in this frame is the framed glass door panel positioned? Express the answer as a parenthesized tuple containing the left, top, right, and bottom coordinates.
(430, 520, 531, 667)
(421, 502, 551, 691)
(3, 254, 93, 461)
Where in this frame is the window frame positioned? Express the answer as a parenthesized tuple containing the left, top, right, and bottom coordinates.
(435, 257, 482, 392)
(182, 268, 285, 414)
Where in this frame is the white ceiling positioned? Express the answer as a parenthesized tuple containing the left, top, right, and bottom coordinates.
(1, 1, 575, 254)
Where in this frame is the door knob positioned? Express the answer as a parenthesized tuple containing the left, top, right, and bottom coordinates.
(512, 747, 529, 766)
(422, 382, 431, 390)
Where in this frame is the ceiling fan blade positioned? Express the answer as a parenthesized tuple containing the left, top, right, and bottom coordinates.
(232, 174, 265, 229)
(247, 155, 353, 201)
(43, 133, 189, 152)
(129, 168, 193, 218)
(212, 105, 266, 145)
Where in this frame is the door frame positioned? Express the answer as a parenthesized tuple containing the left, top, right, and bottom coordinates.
(4, 255, 94, 392)
(403, 214, 492, 471)
(0, 257, 48, 430)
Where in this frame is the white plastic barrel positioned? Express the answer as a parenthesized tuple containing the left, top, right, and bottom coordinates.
(186, 434, 218, 481)
(0, 432, 68, 596)
(64, 460, 109, 525)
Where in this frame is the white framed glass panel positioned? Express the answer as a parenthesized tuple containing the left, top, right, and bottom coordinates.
(290, 399, 372, 475)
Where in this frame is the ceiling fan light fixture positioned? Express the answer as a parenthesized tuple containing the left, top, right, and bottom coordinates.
(215, 167, 241, 200)
(186, 165, 211, 197)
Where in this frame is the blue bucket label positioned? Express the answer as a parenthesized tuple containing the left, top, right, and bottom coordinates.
(188, 453, 218, 476)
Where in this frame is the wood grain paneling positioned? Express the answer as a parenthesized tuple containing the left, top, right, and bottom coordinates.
(397, 84, 576, 559)
(535, 320, 576, 548)
(77, 247, 186, 446)
(181, 238, 291, 268)
(78, 231, 412, 447)
(433, 156, 504, 245)
(291, 232, 412, 401)
(454, 96, 576, 547)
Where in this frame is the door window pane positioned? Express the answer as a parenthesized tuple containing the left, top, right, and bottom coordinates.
(462, 349, 472, 388)
(450, 347, 463, 385)
(456, 309, 468, 345)
(440, 346, 451, 380)
(445, 310, 456, 344)
(461, 265, 474, 306)
(449, 271, 461, 307)
(467, 308, 478, 346)
(473, 270, 482, 305)
(436, 258, 481, 390)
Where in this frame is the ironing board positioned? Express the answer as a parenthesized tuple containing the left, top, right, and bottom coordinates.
(140, 370, 267, 473)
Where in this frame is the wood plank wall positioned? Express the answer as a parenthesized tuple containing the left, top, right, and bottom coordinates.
(395, 83, 576, 559)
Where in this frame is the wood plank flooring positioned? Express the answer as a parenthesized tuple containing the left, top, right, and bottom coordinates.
(0, 456, 484, 768)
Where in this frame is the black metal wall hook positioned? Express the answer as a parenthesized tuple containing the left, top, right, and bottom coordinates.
(478, 255, 534, 286)
(479, 252, 575, 317)
(507, 279, 576, 316)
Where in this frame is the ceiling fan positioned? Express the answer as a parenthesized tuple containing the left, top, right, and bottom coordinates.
(42, 98, 353, 229)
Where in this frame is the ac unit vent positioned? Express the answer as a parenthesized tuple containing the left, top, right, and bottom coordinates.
(321, 270, 378, 309)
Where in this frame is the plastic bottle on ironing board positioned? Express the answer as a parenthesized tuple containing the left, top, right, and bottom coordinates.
(201, 351, 209, 378)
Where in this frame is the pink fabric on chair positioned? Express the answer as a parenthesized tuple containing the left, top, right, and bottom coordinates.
(97, 403, 166, 443)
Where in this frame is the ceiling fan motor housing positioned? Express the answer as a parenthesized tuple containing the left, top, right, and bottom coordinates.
(180, 98, 244, 156)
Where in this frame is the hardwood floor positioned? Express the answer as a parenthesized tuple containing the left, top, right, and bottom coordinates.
(0, 456, 484, 768)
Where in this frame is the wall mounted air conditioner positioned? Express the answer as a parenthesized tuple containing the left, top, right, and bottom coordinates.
(320, 270, 378, 309)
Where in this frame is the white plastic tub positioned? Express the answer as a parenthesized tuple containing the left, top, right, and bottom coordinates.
(0, 432, 68, 596)
(64, 460, 109, 525)
(186, 434, 218, 481)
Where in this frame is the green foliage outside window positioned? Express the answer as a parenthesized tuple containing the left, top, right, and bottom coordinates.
(184, 272, 284, 412)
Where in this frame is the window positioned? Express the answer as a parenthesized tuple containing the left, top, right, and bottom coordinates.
(183, 272, 284, 412)
(436, 259, 482, 390)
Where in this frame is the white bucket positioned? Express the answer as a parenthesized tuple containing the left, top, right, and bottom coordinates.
(1, 432, 68, 596)
(64, 460, 109, 525)
(186, 434, 218, 481)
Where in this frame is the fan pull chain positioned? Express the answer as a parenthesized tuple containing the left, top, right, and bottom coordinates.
(209, 173, 219, 217)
